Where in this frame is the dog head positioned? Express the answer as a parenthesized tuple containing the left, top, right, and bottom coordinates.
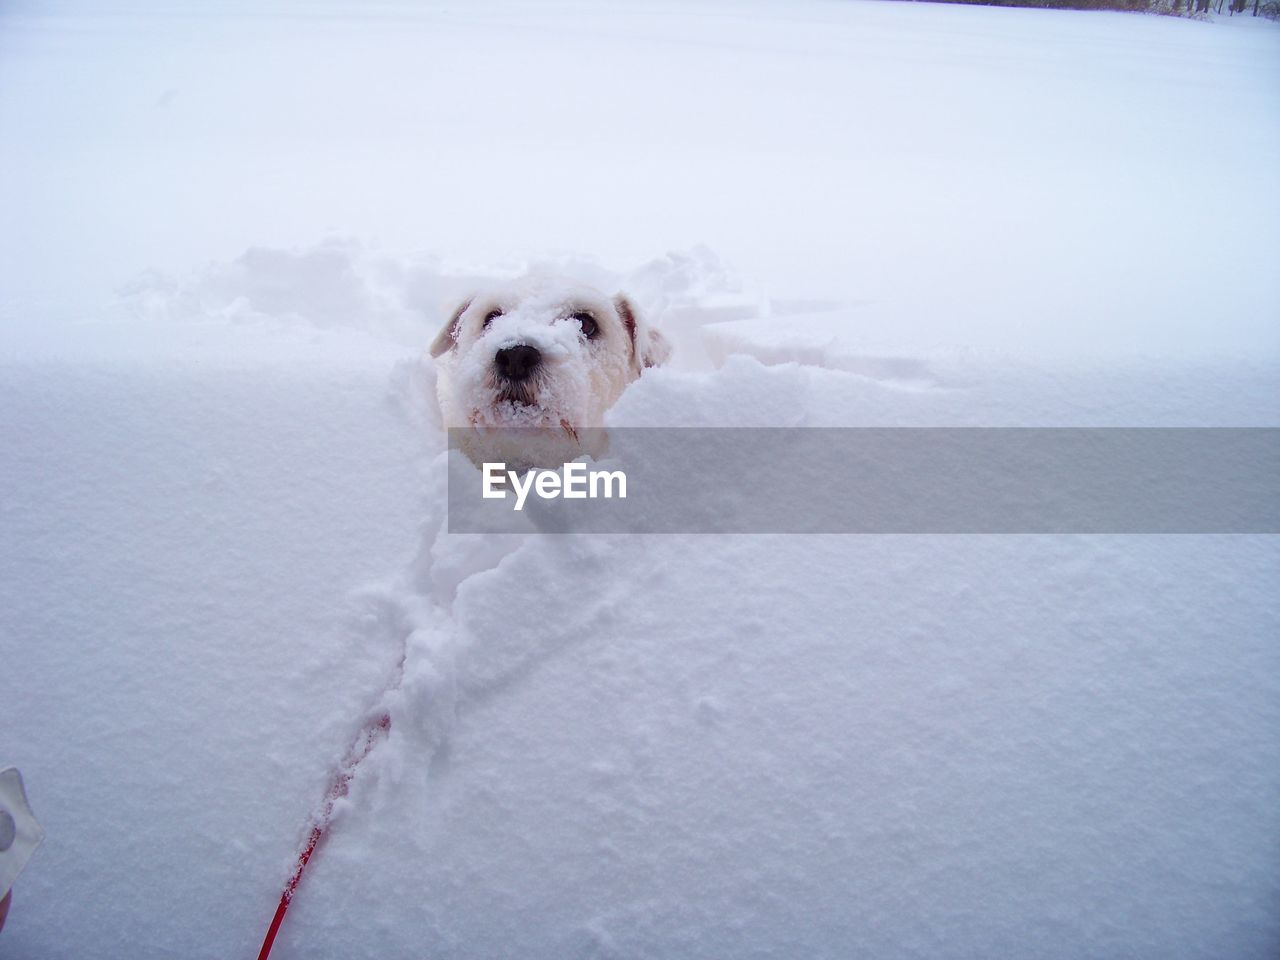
(430, 275, 670, 467)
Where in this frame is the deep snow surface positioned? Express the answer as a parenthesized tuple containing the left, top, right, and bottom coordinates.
(1, 2, 1279, 959)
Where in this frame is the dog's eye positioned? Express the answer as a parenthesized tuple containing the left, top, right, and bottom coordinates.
(570, 312, 598, 339)
(483, 309, 503, 328)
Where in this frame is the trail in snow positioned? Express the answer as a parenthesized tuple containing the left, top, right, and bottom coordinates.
(3, 242, 1278, 960)
(219, 244, 1280, 960)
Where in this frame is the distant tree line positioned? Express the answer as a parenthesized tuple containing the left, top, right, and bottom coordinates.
(912, 0, 1280, 16)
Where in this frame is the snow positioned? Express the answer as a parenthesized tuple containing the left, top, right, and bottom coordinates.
(2, 1, 1279, 958)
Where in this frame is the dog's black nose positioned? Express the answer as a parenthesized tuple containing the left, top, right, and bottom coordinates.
(495, 344, 541, 381)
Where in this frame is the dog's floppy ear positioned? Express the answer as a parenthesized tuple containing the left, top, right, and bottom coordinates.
(614, 294, 671, 373)
(429, 296, 472, 359)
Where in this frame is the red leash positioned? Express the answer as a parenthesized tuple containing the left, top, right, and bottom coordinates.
(256, 712, 392, 960)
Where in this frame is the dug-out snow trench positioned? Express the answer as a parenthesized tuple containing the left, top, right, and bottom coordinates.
(3, 247, 1280, 959)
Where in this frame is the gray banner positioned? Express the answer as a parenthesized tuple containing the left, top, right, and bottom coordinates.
(447, 428, 1280, 534)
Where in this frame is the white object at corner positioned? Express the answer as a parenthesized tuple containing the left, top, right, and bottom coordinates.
(0, 767, 45, 899)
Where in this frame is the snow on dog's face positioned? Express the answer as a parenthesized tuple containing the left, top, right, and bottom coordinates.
(429, 275, 669, 468)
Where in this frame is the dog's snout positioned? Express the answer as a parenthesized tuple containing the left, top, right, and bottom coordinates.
(495, 344, 541, 381)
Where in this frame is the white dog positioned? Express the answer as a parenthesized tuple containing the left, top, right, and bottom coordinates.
(430, 275, 670, 468)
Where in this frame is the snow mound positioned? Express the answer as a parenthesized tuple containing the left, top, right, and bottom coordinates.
(121, 239, 755, 352)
